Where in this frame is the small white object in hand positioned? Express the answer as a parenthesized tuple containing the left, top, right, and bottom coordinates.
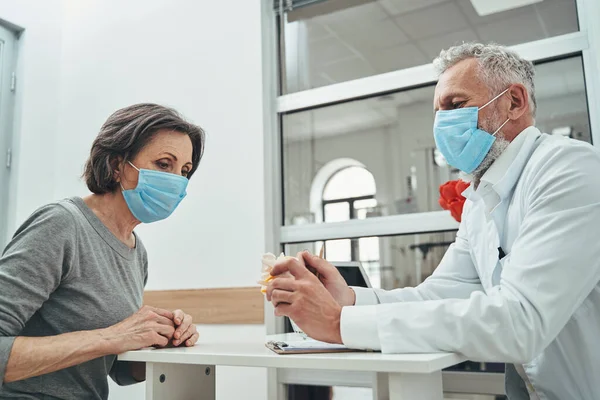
(258, 252, 295, 293)
(259, 252, 305, 337)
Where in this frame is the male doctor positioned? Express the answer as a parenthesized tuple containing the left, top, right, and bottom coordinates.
(266, 43, 600, 400)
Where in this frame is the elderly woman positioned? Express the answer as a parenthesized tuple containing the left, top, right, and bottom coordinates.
(0, 103, 205, 399)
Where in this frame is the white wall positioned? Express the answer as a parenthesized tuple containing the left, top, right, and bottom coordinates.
(0, 0, 63, 239)
(2, 0, 269, 399)
(55, 0, 267, 290)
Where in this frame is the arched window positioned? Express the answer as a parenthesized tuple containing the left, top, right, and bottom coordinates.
(318, 164, 380, 287)
(323, 166, 376, 202)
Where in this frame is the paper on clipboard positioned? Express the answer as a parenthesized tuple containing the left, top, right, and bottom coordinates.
(266, 338, 359, 355)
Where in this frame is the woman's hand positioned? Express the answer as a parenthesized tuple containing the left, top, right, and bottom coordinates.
(171, 309, 199, 347)
(102, 305, 176, 354)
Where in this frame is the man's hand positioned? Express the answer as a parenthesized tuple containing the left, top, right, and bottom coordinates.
(266, 254, 344, 344)
(269, 251, 355, 307)
(302, 251, 356, 307)
(172, 309, 199, 347)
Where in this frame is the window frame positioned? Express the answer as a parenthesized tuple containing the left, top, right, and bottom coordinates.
(323, 194, 376, 261)
(279, 55, 598, 244)
(321, 164, 379, 262)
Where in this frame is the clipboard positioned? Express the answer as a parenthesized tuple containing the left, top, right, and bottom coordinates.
(265, 339, 364, 355)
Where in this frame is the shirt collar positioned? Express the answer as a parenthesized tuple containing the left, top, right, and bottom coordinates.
(463, 126, 542, 203)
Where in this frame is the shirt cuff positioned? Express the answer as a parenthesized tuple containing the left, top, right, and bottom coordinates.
(340, 305, 381, 351)
(351, 286, 379, 306)
(0, 337, 16, 389)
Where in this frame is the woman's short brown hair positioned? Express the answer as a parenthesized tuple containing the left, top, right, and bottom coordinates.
(83, 103, 205, 194)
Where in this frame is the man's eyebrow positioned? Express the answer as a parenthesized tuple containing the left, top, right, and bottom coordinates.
(434, 91, 468, 111)
(441, 92, 468, 101)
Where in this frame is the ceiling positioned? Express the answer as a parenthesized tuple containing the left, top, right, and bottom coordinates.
(282, 0, 586, 141)
(283, 0, 579, 91)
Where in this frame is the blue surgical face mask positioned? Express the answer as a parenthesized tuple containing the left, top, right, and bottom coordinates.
(121, 161, 189, 223)
(433, 88, 510, 173)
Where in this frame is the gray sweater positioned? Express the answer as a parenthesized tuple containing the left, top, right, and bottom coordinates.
(0, 197, 148, 399)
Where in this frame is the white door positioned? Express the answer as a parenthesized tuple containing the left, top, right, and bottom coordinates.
(0, 25, 17, 248)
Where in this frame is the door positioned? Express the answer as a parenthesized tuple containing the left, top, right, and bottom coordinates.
(0, 24, 17, 249)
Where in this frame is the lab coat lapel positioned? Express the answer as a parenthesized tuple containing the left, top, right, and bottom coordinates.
(468, 202, 502, 292)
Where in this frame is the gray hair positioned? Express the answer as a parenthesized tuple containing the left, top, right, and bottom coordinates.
(433, 43, 536, 117)
(83, 103, 206, 194)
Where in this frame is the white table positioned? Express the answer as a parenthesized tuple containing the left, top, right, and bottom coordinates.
(119, 333, 466, 400)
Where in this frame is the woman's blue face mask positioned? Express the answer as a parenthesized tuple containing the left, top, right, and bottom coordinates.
(121, 161, 188, 223)
(433, 88, 510, 173)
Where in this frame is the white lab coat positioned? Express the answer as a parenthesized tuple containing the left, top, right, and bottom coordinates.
(341, 127, 600, 399)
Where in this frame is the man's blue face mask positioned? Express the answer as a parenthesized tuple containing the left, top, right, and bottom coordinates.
(121, 161, 188, 223)
(433, 88, 510, 174)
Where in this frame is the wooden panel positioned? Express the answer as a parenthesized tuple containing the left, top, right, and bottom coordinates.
(143, 287, 264, 324)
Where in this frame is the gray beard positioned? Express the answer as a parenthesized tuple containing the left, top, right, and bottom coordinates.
(460, 135, 510, 188)
(460, 104, 511, 188)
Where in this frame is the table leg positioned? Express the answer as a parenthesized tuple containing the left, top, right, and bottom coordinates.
(372, 372, 390, 400)
(388, 370, 443, 400)
(146, 362, 216, 400)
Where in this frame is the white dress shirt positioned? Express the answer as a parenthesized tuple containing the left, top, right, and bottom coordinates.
(341, 126, 600, 399)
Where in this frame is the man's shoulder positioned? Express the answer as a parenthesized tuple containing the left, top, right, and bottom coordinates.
(524, 133, 600, 179)
(518, 133, 600, 206)
(531, 133, 598, 161)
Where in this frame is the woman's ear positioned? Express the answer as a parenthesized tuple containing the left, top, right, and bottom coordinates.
(111, 156, 124, 183)
(507, 83, 529, 120)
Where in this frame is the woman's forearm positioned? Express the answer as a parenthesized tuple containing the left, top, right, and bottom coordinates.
(4, 306, 176, 384)
(4, 329, 114, 383)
